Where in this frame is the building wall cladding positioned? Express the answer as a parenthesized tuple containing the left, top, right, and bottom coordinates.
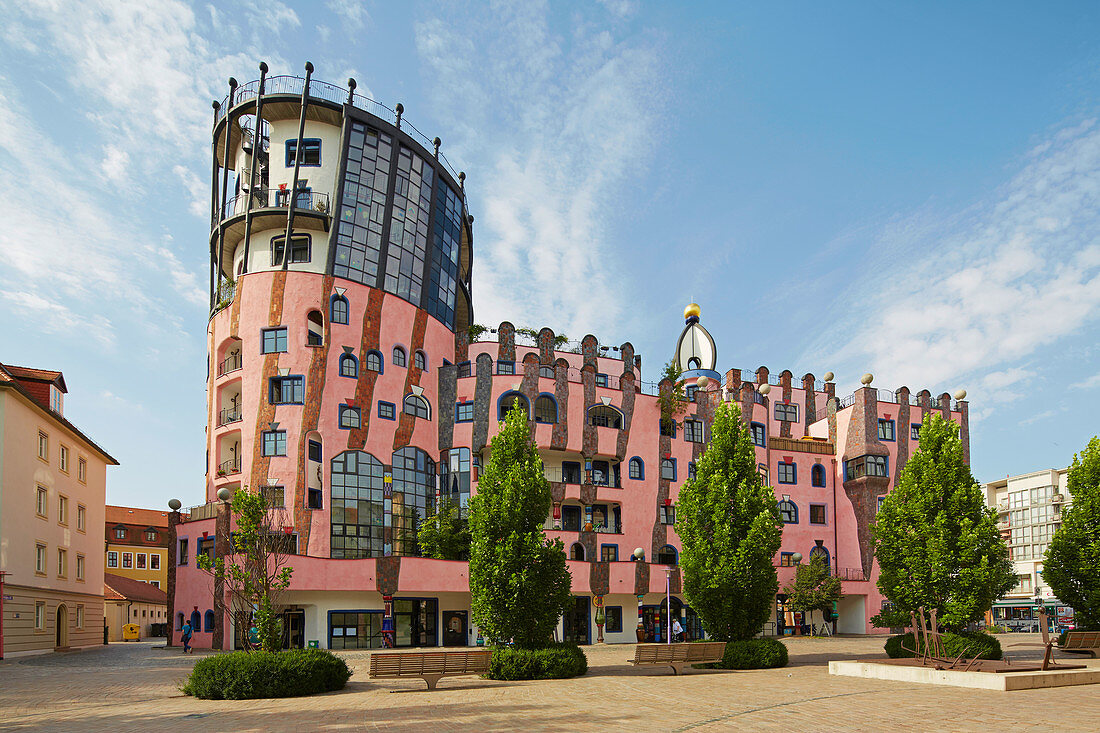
(176, 72, 976, 647)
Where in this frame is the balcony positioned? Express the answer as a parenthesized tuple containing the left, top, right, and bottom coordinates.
(216, 458, 241, 477)
(218, 407, 243, 427)
(836, 567, 868, 581)
(214, 188, 331, 228)
(218, 352, 242, 376)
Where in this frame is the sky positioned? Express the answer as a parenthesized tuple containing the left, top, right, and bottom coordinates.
(2, 1, 1099, 510)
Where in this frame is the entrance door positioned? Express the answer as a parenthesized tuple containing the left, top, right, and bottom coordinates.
(55, 604, 69, 649)
(394, 599, 438, 647)
(442, 610, 468, 647)
(563, 596, 590, 645)
(282, 611, 305, 649)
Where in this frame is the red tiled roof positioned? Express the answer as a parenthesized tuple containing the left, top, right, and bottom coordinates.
(106, 505, 172, 528)
(0, 362, 117, 465)
(2, 364, 66, 391)
(103, 573, 167, 605)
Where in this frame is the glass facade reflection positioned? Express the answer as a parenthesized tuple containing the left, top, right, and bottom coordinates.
(427, 178, 462, 328)
(333, 122, 392, 286)
(330, 450, 386, 558)
(391, 447, 436, 556)
(383, 147, 433, 303)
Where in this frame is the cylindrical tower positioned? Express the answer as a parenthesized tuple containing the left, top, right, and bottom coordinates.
(205, 63, 473, 561)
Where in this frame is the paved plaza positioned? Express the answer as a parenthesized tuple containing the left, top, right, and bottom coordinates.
(1, 634, 1098, 732)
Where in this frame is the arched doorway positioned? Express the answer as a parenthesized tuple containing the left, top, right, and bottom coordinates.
(55, 604, 69, 649)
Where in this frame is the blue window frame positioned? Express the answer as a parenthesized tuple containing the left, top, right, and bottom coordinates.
(330, 295, 349, 324)
(561, 461, 582, 484)
(455, 401, 474, 422)
(341, 353, 359, 378)
(534, 395, 557, 424)
(285, 138, 321, 166)
(605, 606, 623, 633)
(775, 402, 798, 422)
(660, 418, 676, 438)
(177, 538, 188, 566)
(595, 373, 609, 388)
(628, 457, 644, 480)
(204, 609, 215, 632)
(878, 419, 896, 441)
(600, 544, 619, 562)
(308, 440, 322, 462)
(498, 391, 529, 421)
(414, 350, 427, 371)
(687, 461, 696, 480)
(778, 461, 796, 484)
(261, 327, 288, 354)
(780, 552, 796, 567)
(403, 394, 430, 419)
(457, 361, 472, 378)
(684, 419, 704, 443)
(190, 610, 201, 632)
(262, 430, 286, 456)
(809, 504, 826, 525)
(778, 498, 798, 524)
(686, 384, 697, 402)
(661, 458, 676, 481)
(811, 464, 826, 487)
(378, 401, 396, 420)
(496, 360, 515, 375)
(269, 376, 304, 404)
(339, 405, 361, 429)
(911, 423, 922, 441)
(845, 455, 888, 480)
(750, 422, 766, 447)
(364, 350, 382, 373)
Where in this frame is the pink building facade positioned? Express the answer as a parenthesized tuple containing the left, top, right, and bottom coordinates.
(169, 66, 971, 649)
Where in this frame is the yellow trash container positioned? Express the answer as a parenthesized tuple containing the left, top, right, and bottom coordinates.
(122, 623, 140, 641)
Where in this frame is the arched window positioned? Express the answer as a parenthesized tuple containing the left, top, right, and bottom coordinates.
(190, 610, 201, 632)
(588, 405, 623, 429)
(403, 394, 430, 420)
(539, 365, 554, 379)
(330, 451, 386, 558)
(330, 295, 349, 325)
(391, 447, 436, 557)
(393, 346, 407, 367)
(809, 543, 830, 567)
(534, 395, 557, 424)
(629, 457, 644, 480)
(570, 543, 586, 561)
(498, 391, 529, 421)
(307, 310, 324, 346)
(414, 350, 427, 371)
(340, 353, 358, 378)
(661, 458, 676, 481)
(811, 464, 826, 488)
(204, 609, 215, 632)
(364, 350, 382, 373)
(778, 497, 798, 524)
(656, 544, 678, 565)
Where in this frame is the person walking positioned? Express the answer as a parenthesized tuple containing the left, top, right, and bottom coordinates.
(180, 619, 193, 654)
(672, 617, 684, 642)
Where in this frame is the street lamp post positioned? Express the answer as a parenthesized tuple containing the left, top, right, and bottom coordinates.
(791, 553, 803, 635)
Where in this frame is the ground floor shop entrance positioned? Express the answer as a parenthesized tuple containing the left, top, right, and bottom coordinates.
(442, 610, 468, 646)
(394, 598, 438, 647)
(563, 596, 590, 644)
(282, 610, 305, 649)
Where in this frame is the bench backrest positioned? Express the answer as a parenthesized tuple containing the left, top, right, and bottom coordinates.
(370, 649, 493, 676)
(1063, 631, 1100, 650)
(632, 642, 726, 663)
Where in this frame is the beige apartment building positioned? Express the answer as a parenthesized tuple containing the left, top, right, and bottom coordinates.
(984, 468, 1073, 632)
(0, 363, 118, 658)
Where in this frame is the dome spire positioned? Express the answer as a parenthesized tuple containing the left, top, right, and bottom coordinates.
(674, 303, 717, 374)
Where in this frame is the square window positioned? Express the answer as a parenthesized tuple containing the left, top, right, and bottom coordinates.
(145, 529, 158, 542)
(595, 373, 609, 388)
(455, 401, 474, 422)
(780, 552, 795, 567)
(777, 462, 796, 484)
(684, 420, 704, 443)
(269, 376, 304, 404)
(261, 328, 288, 353)
(660, 505, 676, 525)
(262, 430, 287, 456)
(775, 403, 798, 422)
(107, 551, 118, 568)
(496, 361, 515, 376)
(878, 419, 896, 441)
(114, 527, 126, 540)
(562, 506, 582, 532)
(151, 554, 161, 570)
(378, 401, 396, 420)
(605, 606, 623, 633)
(271, 236, 311, 265)
(263, 486, 285, 508)
(601, 545, 619, 562)
(562, 462, 582, 484)
(810, 505, 826, 524)
(286, 138, 322, 166)
(122, 552, 133, 569)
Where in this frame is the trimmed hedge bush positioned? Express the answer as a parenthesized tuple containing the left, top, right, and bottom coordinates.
(487, 644, 588, 680)
(884, 631, 1001, 661)
(715, 638, 789, 669)
(182, 649, 352, 699)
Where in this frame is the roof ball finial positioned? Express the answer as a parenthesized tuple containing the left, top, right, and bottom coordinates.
(860, 373, 874, 386)
(954, 388, 967, 400)
(684, 302, 701, 324)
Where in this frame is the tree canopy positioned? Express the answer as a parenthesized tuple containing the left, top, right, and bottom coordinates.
(417, 499, 471, 561)
(676, 401, 782, 641)
(872, 414, 1014, 631)
(468, 400, 572, 648)
(782, 552, 842, 634)
(1044, 436, 1100, 630)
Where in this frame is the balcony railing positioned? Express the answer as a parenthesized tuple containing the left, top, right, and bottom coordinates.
(215, 188, 331, 226)
(218, 407, 242, 426)
(218, 352, 243, 376)
(836, 567, 868, 581)
(216, 458, 241, 476)
(215, 75, 463, 185)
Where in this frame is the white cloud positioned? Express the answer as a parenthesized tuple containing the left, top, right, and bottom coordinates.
(805, 118, 1100, 411)
(1, 290, 115, 347)
(327, 0, 369, 31)
(101, 145, 131, 183)
(414, 1, 665, 338)
(1070, 372, 1100, 390)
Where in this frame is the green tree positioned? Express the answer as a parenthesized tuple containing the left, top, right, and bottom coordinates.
(197, 488, 294, 652)
(657, 358, 687, 435)
(871, 414, 1014, 631)
(782, 552, 842, 634)
(418, 499, 471, 561)
(676, 401, 783, 641)
(1044, 436, 1100, 630)
(468, 400, 573, 648)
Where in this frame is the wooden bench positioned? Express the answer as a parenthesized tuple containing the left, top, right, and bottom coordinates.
(628, 642, 727, 675)
(368, 649, 493, 690)
(1058, 630, 1100, 658)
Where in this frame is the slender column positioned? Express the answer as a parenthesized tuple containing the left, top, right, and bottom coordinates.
(239, 63, 268, 276)
(166, 509, 181, 647)
(281, 62, 314, 270)
(215, 78, 238, 300)
(209, 101, 221, 311)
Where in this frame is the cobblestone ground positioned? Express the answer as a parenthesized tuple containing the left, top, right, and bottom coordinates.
(1, 634, 1097, 732)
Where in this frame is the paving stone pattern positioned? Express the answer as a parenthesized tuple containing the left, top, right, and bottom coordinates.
(2, 636, 1097, 732)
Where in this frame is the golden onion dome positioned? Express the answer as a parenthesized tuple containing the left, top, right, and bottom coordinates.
(683, 303, 701, 320)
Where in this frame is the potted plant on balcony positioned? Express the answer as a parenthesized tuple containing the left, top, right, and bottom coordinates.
(315, 199, 328, 214)
(216, 468, 227, 477)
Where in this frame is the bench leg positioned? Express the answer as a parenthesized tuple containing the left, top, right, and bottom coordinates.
(423, 674, 444, 691)
(670, 664, 684, 675)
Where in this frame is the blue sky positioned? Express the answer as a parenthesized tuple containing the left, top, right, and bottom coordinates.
(2, 1, 1099, 510)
